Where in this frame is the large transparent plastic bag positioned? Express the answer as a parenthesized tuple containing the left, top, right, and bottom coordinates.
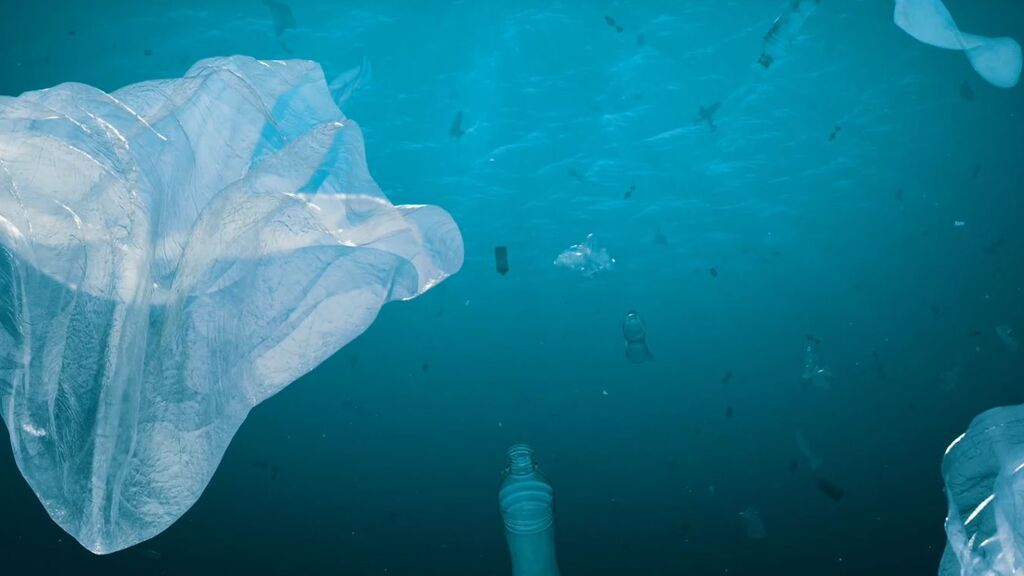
(0, 56, 462, 553)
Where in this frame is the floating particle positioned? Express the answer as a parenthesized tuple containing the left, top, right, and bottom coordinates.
(960, 80, 975, 102)
(814, 476, 846, 502)
(709, 267, 718, 278)
(758, 0, 821, 69)
(721, 371, 733, 384)
(983, 236, 1006, 256)
(796, 431, 823, 471)
(802, 338, 834, 390)
(871, 351, 887, 381)
(144, 48, 153, 57)
(725, 406, 734, 419)
(567, 168, 588, 183)
(654, 229, 668, 246)
(494, 245, 509, 276)
(450, 110, 465, 138)
(739, 507, 766, 539)
(604, 15, 623, 33)
(996, 325, 1020, 352)
(696, 102, 721, 131)
(828, 125, 841, 142)
(266, 0, 297, 37)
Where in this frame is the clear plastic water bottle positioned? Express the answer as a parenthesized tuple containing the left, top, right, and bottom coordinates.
(499, 444, 562, 576)
(622, 310, 653, 364)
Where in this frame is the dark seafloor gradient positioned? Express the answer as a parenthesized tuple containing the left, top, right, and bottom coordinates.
(1, 0, 1023, 574)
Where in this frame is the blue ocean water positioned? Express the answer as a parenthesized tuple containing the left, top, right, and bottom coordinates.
(1, 0, 1023, 574)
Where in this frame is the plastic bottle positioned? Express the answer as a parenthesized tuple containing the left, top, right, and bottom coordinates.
(498, 444, 562, 576)
(622, 310, 653, 363)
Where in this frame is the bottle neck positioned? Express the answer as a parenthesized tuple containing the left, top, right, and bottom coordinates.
(500, 444, 554, 534)
(507, 444, 536, 475)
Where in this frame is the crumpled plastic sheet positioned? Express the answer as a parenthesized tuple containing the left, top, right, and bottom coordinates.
(0, 56, 463, 553)
(553, 234, 614, 277)
(894, 0, 1022, 89)
(940, 405, 1024, 575)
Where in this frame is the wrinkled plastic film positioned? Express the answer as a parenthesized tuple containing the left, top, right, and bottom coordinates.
(0, 56, 463, 554)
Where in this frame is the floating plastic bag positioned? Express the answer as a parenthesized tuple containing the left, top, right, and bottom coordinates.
(940, 405, 1024, 575)
(0, 56, 463, 554)
(894, 0, 1022, 88)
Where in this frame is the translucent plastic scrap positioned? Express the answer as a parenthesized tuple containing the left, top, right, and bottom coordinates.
(739, 507, 766, 539)
(265, 0, 296, 36)
(814, 476, 846, 502)
(328, 57, 371, 110)
(894, 0, 1022, 88)
(0, 56, 463, 554)
(801, 337, 834, 389)
(553, 234, 615, 277)
(996, 325, 1020, 353)
(758, 0, 822, 69)
(939, 546, 961, 576)
(695, 101, 721, 131)
(940, 404, 1024, 575)
(795, 430, 823, 471)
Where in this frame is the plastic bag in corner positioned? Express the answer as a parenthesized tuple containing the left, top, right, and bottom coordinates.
(940, 404, 1024, 575)
(0, 56, 463, 554)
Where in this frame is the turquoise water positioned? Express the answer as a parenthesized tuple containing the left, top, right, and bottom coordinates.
(1, 0, 1023, 574)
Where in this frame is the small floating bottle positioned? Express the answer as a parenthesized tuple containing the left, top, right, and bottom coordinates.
(499, 444, 562, 576)
(622, 310, 653, 363)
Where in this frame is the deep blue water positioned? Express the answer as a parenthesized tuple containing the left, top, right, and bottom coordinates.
(2, 0, 1024, 574)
